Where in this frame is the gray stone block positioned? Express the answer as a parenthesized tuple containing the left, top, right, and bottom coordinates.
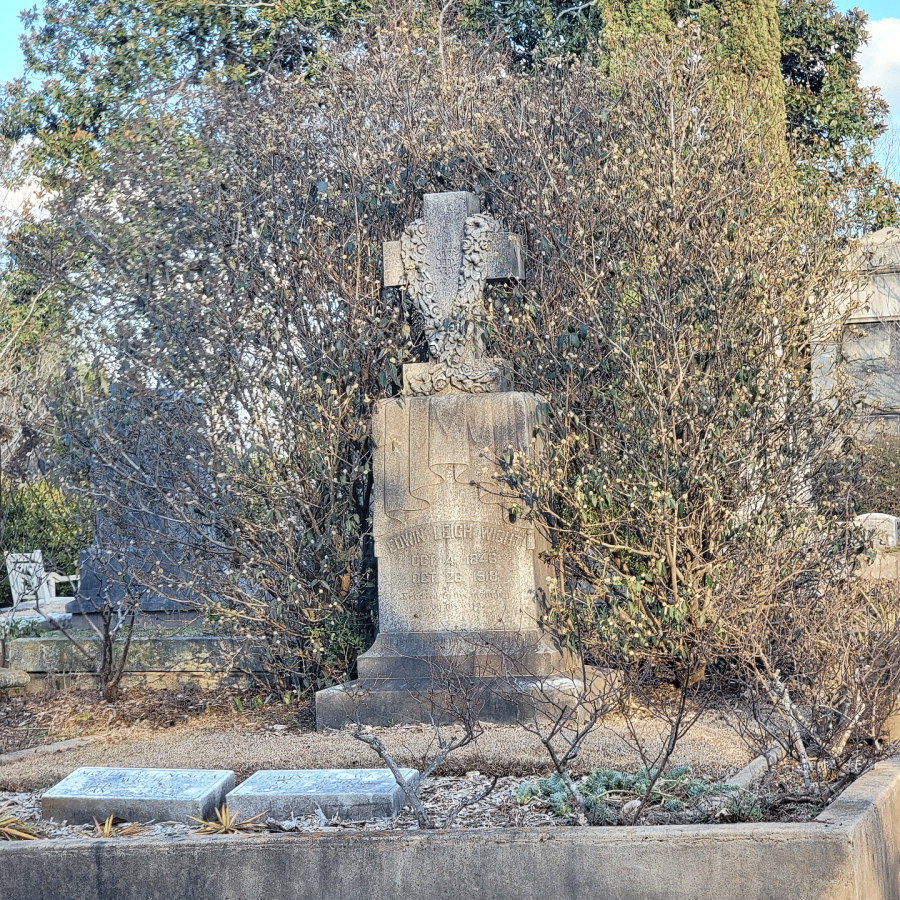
(355, 630, 566, 679)
(315, 672, 613, 728)
(41, 766, 235, 824)
(226, 769, 420, 821)
(0, 668, 30, 688)
(68, 549, 192, 614)
(8, 611, 73, 632)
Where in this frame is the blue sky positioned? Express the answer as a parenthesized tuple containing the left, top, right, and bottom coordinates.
(0, 1, 27, 86)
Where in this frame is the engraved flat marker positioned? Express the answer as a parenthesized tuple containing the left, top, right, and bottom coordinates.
(41, 766, 235, 824)
(227, 768, 421, 821)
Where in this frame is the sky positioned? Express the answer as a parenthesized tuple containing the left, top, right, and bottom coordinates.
(0, 0, 897, 171)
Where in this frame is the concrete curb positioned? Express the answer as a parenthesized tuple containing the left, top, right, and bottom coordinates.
(727, 743, 788, 791)
(2, 756, 900, 900)
(0, 737, 99, 767)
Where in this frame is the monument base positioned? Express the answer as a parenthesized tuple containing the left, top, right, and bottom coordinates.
(315, 673, 609, 728)
(316, 630, 617, 728)
(354, 629, 569, 679)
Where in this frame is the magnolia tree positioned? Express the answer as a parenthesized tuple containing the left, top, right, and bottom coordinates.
(11, 5, 899, 775)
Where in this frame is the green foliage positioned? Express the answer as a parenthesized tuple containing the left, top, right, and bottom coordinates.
(462, 0, 608, 61)
(780, 0, 883, 155)
(5, 0, 894, 226)
(0, 479, 92, 608)
(817, 437, 900, 520)
(467, 0, 898, 228)
(518, 766, 748, 821)
(778, 0, 898, 229)
(0, 277, 71, 485)
(722, 792, 764, 822)
(3, 619, 42, 639)
(857, 440, 900, 518)
(0, 283, 61, 361)
(2, 0, 372, 179)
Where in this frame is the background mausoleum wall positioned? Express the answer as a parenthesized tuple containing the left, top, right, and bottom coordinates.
(827, 227, 900, 432)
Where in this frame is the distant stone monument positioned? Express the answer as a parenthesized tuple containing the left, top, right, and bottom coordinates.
(316, 192, 585, 727)
(67, 389, 208, 618)
(815, 227, 900, 430)
(854, 513, 900, 550)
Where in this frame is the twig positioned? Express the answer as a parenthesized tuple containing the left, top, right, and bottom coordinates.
(352, 728, 432, 828)
(446, 776, 498, 826)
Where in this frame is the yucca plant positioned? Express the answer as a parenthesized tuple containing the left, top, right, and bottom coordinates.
(189, 805, 266, 835)
(0, 801, 38, 840)
(90, 815, 148, 838)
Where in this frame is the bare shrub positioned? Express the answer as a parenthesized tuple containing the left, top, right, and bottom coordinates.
(346, 666, 494, 829)
(718, 537, 900, 785)
(9, 4, 874, 726)
(854, 437, 900, 517)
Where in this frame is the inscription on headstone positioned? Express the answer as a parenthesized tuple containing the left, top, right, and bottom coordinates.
(226, 768, 420, 821)
(41, 766, 234, 824)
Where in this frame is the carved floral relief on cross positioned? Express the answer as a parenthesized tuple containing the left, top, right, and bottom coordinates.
(382, 191, 524, 395)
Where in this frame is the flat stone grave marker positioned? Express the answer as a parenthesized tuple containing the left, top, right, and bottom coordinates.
(226, 768, 420, 821)
(41, 766, 235, 824)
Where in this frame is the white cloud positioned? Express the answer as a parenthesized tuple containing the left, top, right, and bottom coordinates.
(857, 18, 900, 177)
(858, 17, 900, 114)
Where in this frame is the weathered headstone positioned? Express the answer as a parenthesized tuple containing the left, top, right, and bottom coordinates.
(66, 389, 210, 618)
(41, 766, 234, 824)
(316, 191, 586, 727)
(854, 512, 900, 550)
(226, 768, 420, 821)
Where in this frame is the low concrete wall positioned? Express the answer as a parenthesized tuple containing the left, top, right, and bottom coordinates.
(7, 634, 265, 692)
(9, 635, 245, 673)
(818, 758, 900, 900)
(3, 758, 900, 900)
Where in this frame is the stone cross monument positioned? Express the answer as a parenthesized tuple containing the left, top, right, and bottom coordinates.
(316, 191, 582, 727)
(381, 191, 523, 394)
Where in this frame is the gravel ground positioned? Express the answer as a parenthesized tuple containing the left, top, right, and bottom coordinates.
(0, 688, 757, 842)
(0, 710, 750, 793)
(1, 774, 563, 841)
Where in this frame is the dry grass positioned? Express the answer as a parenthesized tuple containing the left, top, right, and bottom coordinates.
(0, 686, 311, 757)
